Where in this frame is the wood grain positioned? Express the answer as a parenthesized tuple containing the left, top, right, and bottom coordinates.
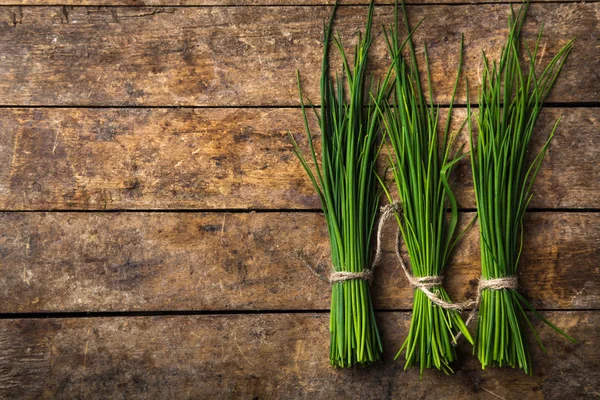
(0, 4, 595, 106)
(0, 0, 586, 5)
(0, 211, 597, 313)
(0, 107, 597, 210)
(0, 0, 595, 396)
(0, 312, 596, 399)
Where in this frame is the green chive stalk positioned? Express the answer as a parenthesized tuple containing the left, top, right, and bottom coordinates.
(289, 1, 390, 367)
(378, 1, 474, 376)
(469, 3, 576, 374)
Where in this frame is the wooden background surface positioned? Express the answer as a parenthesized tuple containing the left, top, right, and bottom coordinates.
(0, 1, 598, 399)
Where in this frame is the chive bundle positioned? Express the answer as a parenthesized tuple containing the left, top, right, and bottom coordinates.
(469, 3, 576, 374)
(378, 2, 474, 375)
(290, 1, 390, 367)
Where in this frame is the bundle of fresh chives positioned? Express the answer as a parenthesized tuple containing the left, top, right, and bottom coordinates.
(289, 1, 390, 367)
(378, 1, 474, 376)
(469, 3, 576, 374)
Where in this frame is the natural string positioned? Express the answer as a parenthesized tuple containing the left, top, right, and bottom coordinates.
(327, 201, 402, 284)
(375, 202, 519, 343)
(303, 204, 398, 285)
(301, 201, 519, 344)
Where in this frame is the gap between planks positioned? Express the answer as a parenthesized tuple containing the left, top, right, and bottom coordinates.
(1, 208, 600, 213)
(0, 308, 597, 320)
(0, 103, 597, 109)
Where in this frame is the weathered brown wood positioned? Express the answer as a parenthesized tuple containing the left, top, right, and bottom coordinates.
(0, 311, 596, 399)
(0, 0, 585, 5)
(0, 107, 596, 210)
(0, 211, 596, 313)
(0, 4, 594, 106)
(0, 0, 594, 396)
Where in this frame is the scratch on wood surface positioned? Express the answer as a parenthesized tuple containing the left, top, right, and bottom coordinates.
(52, 128, 62, 154)
(21, 238, 32, 285)
(80, 326, 91, 398)
(21, 266, 30, 286)
(234, 334, 254, 368)
(8, 128, 22, 181)
(538, 42, 547, 67)
(214, 214, 227, 260)
(293, 339, 305, 365)
(259, 109, 282, 121)
(190, 332, 202, 340)
(220, 214, 226, 242)
(481, 386, 506, 400)
(563, 248, 595, 256)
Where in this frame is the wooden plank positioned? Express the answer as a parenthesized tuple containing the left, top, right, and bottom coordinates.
(0, 311, 596, 399)
(0, 0, 586, 5)
(0, 107, 597, 210)
(0, 211, 596, 313)
(0, 4, 594, 106)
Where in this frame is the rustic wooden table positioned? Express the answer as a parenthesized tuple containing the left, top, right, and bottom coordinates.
(0, 1, 597, 399)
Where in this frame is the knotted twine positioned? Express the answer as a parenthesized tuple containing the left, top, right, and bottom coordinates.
(326, 201, 400, 284)
(302, 203, 398, 285)
(302, 201, 518, 344)
(375, 202, 519, 343)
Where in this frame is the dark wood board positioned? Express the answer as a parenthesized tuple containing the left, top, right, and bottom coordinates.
(0, 1, 589, 5)
(0, 211, 597, 313)
(0, 107, 597, 210)
(0, 4, 595, 106)
(0, 312, 596, 399)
